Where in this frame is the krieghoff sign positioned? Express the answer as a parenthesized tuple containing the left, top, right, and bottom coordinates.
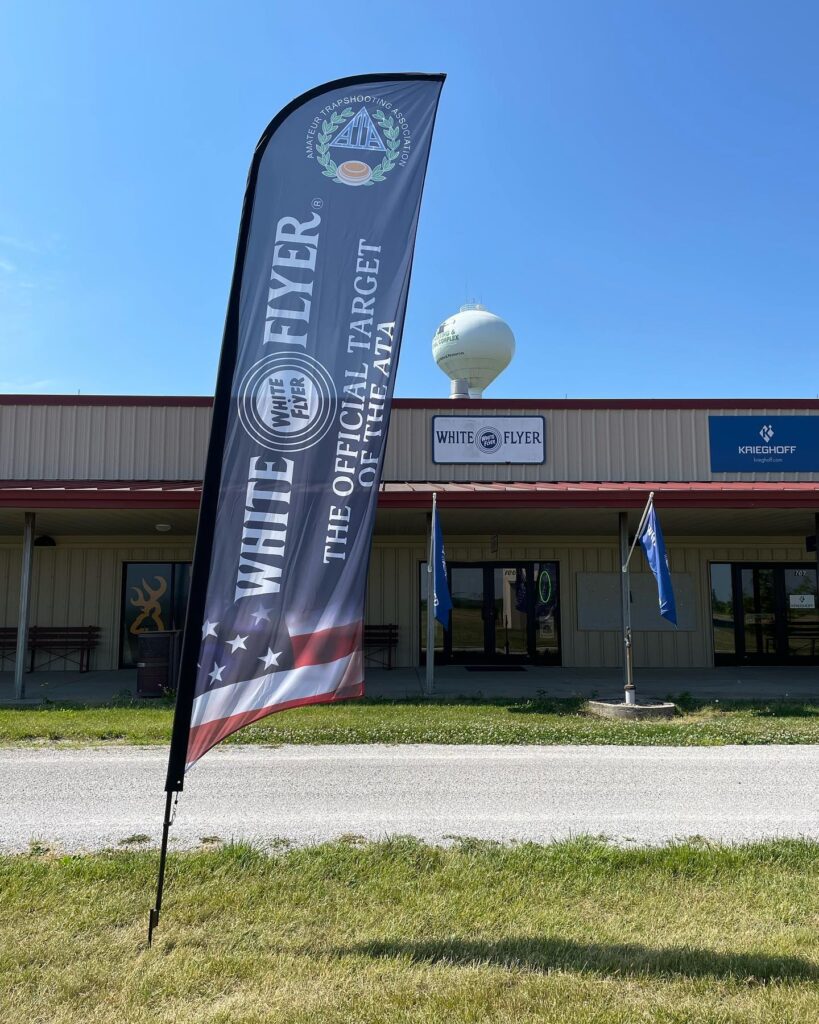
(709, 416, 819, 472)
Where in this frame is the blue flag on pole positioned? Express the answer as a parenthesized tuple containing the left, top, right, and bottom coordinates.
(638, 502, 677, 625)
(433, 505, 452, 629)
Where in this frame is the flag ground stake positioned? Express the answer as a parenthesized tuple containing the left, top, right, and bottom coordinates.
(147, 790, 177, 945)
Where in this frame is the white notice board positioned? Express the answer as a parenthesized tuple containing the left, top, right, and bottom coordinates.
(576, 573, 697, 632)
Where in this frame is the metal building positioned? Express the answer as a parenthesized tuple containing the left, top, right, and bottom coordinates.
(0, 394, 817, 682)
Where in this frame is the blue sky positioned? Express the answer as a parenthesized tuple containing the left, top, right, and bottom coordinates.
(0, 1, 817, 399)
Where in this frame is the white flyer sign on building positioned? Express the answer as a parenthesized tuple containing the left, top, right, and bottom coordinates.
(432, 416, 546, 464)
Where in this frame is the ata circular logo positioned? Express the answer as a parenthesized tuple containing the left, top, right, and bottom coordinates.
(475, 427, 502, 455)
(237, 353, 336, 453)
(306, 95, 412, 187)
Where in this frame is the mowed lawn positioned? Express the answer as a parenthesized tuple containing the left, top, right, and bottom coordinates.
(1, 838, 817, 1023)
(1, 698, 819, 746)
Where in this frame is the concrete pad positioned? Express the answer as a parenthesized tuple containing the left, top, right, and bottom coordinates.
(587, 699, 676, 720)
(0, 664, 817, 706)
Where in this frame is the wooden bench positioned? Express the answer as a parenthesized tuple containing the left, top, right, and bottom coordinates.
(784, 622, 819, 657)
(28, 626, 101, 673)
(363, 624, 398, 670)
(0, 627, 17, 666)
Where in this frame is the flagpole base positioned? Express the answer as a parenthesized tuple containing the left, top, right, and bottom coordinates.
(587, 699, 676, 721)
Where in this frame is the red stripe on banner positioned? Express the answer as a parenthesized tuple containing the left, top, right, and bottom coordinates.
(186, 680, 364, 767)
(290, 620, 363, 668)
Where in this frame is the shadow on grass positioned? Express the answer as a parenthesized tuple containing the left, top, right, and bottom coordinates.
(335, 696, 819, 719)
(666, 696, 819, 719)
(339, 936, 819, 982)
(357, 697, 589, 716)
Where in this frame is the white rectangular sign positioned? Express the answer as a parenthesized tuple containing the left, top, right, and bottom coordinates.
(789, 593, 816, 609)
(432, 416, 545, 464)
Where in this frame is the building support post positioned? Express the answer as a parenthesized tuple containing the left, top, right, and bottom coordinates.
(619, 511, 636, 705)
(425, 501, 435, 698)
(14, 512, 35, 701)
(815, 513, 819, 599)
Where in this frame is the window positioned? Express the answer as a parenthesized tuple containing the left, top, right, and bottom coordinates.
(709, 563, 735, 656)
(120, 562, 191, 668)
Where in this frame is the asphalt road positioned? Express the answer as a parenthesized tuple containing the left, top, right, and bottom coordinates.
(2, 744, 818, 852)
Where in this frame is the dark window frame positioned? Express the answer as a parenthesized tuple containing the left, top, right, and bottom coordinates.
(118, 560, 192, 668)
(418, 559, 562, 666)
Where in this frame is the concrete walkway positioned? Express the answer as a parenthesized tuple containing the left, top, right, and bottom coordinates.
(1, 744, 818, 852)
(1, 664, 818, 705)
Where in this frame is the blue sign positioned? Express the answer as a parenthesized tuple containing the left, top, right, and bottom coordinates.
(709, 416, 819, 472)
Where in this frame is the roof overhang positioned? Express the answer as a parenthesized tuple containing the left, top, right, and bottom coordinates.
(0, 480, 817, 512)
(379, 482, 819, 510)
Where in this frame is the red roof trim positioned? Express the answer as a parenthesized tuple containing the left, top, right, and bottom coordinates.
(0, 481, 203, 509)
(394, 398, 819, 410)
(0, 480, 817, 511)
(378, 483, 819, 510)
(0, 395, 214, 407)
(2, 395, 819, 411)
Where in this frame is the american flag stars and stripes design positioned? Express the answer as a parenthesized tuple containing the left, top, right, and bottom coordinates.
(186, 605, 365, 769)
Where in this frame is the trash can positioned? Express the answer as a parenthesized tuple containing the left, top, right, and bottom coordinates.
(136, 630, 181, 697)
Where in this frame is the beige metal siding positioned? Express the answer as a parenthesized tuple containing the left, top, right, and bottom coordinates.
(0, 533, 814, 672)
(383, 405, 819, 482)
(0, 404, 211, 480)
(365, 536, 815, 669)
(365, 542, 424, 667)
(1, 401, 817, 482)
(0, 539, 193, 670)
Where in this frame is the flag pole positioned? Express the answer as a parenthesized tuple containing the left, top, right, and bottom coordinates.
(620, 491, 654, 705)
(425, 492, 436, 697)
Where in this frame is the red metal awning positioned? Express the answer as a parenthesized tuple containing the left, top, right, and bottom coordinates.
(0, 481, 203, 509)
(0, 479, 816, 511)
(378, 481, 819, 510)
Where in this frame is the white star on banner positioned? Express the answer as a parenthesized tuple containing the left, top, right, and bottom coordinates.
(227, 634, 249, 653)
(259, 648, 281, 670)
(208, 663, 225, 684)
(202, 620, 219, 639)
(250, 606, 272, 626)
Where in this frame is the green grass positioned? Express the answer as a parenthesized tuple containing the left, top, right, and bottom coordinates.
(1, 697, 819, 747)
(1, 838, 817, 1022)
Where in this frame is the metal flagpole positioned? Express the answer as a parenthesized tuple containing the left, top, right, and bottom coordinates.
(620, 491, 654, 706)
(425, 492, 436, 697)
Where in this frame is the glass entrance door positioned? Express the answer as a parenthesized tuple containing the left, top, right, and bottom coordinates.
(491, 566, 529, 658)
(422, 561, 561, 665)
(710, 562, 819, 665)
(449, 566, 486, 659)
(740, 567, 778, 657)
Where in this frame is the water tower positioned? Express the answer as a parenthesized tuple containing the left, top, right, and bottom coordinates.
(432, 304, 515, 399)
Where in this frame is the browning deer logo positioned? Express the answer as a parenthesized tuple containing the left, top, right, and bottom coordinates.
(129, 576, 167, 634)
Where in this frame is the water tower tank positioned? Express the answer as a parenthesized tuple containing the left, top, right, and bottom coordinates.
(432, 304, 515, 399)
